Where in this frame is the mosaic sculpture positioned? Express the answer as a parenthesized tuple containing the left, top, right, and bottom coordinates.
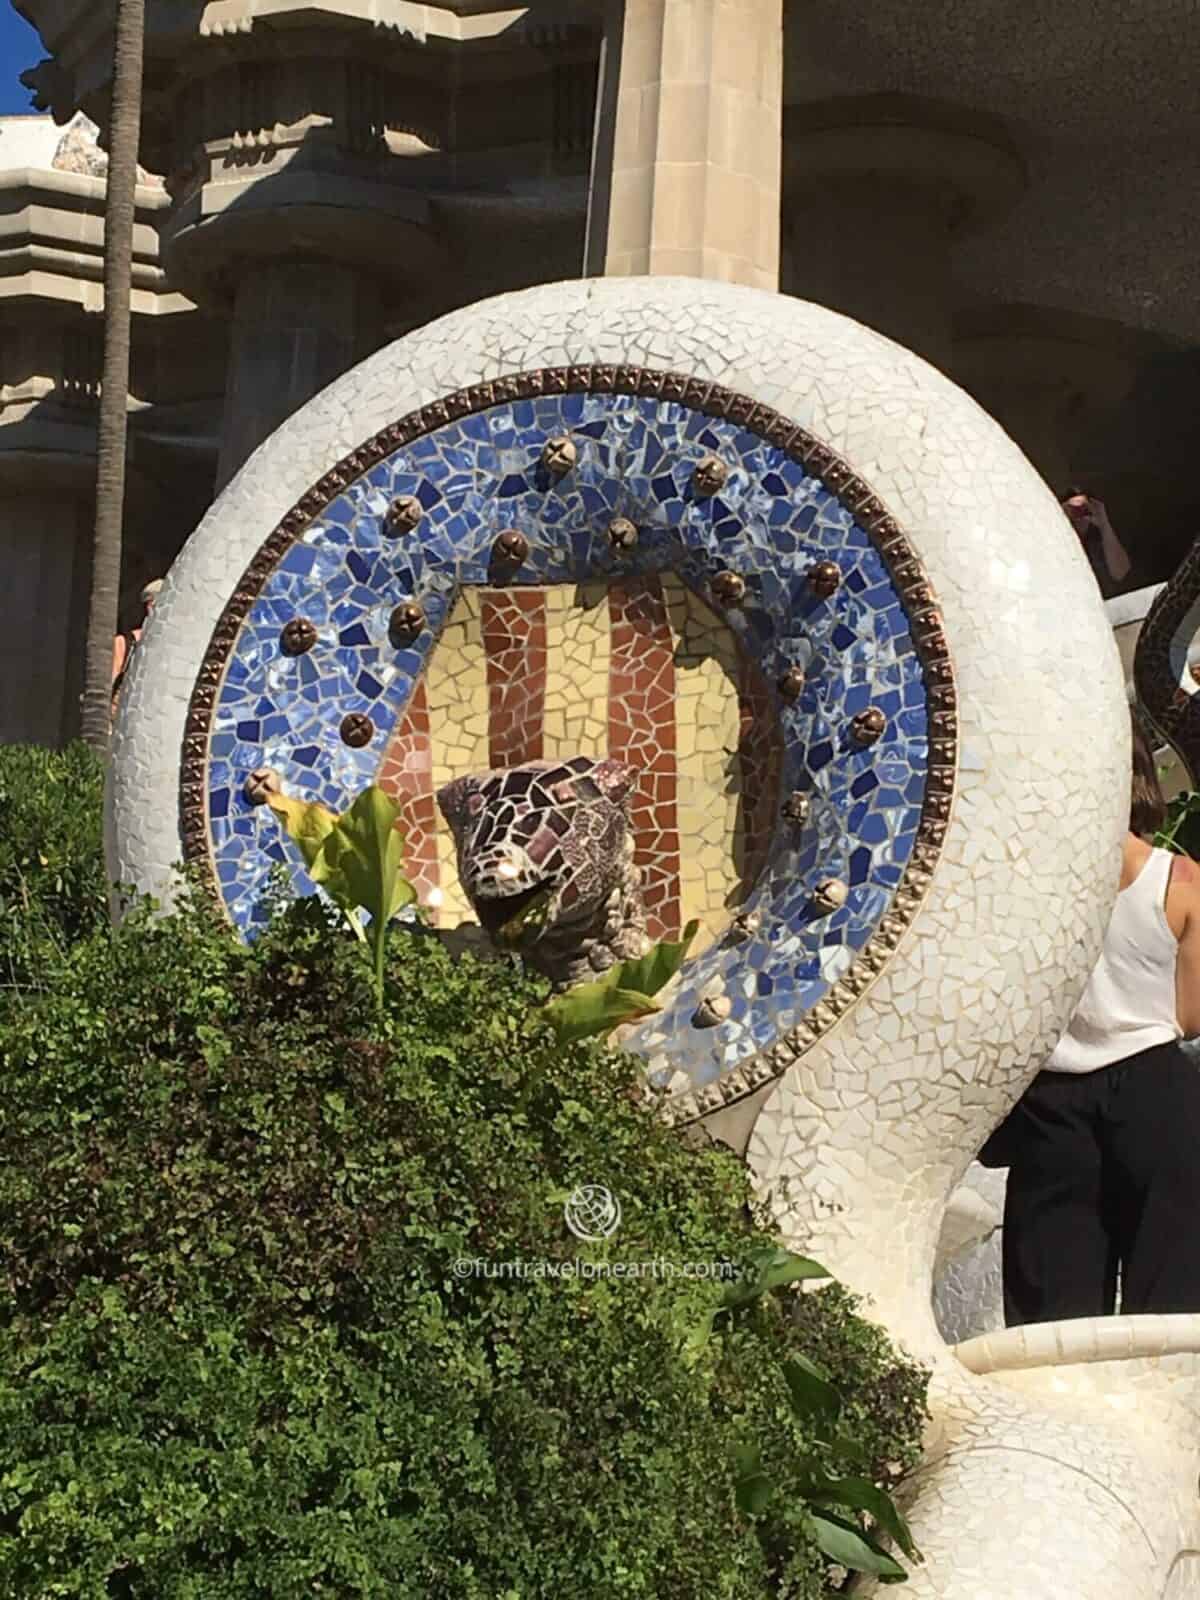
(110, 278, 1200, 1598)
(436, 757, 648, 988)
(1135, 542, 1200, 787)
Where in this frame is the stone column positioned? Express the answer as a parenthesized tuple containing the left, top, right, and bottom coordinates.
(218, 263, 383, 488)
(783, 99, 1025, 370)
(586, 0, 784, 289)
(0, 474, 91, 746)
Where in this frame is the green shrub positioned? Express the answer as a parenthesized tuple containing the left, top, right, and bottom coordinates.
(0, 744, 108, 996)
(1157, 787, 1200, 859)
(0, 891, 927, 1598)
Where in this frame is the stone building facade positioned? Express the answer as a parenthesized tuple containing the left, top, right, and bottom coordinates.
(2, 0, 1197, 745)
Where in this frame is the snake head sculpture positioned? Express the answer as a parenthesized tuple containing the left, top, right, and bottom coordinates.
(436, 757, 650, 989)
(1132, 535, 1200, 789)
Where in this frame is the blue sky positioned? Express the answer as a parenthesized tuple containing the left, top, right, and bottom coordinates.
(0, 7, 43, 116)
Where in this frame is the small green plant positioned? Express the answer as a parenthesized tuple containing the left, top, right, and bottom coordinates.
(265, 784, 416, 1008)
(703, 1245, 921, 1586)
(1155, 788, 1200, 859)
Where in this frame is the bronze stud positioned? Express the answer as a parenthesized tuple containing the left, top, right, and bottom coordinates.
(693, 994, 733, 1029)
(340, 713, 375, 749)
(693, 455, 729, 496)
(542, 435, 577, 476)
(778, 665, 806, 703)
(385, 495, 423, 536)
(782, 791, 811, 826)
(607, 517, 639, 551)
(243, 767, 281, 806)
(280, 617, 318, 657)
(711, 571, 746, 606)
(852, 707, 887, 746)
(494, 529, 529, 565)
(389, 602, 426, 647)
(812, 878, 849, 915)
(808, 560, 841, 598)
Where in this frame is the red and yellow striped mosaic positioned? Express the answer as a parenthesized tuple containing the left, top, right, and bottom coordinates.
(377, 580, 783, 947)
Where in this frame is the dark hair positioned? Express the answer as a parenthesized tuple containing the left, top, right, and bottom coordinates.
(1130, 710, 1167, 837)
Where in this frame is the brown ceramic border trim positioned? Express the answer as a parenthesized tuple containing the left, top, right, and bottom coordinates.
(180, 366, 959, 1120)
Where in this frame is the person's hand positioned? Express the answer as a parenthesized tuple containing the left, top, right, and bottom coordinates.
(1086, 495, 1113, 532)
(1063, 493, 1093, 537)
(1063, 492, 1115, 537)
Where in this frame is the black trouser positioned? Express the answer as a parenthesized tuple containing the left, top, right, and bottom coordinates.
(1001, 1041, 1200, 1325)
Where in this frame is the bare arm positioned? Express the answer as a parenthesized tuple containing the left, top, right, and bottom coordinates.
(112, 634, 127, 686)
(1092, 500, 1132, 583)
(1171, 856, 1200, 1036)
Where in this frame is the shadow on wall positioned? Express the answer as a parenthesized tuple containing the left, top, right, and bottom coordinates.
(1078, 344, 1200, 590)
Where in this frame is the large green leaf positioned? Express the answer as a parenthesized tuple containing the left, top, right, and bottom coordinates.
(544, 982, 661, 1046)
(264, 785, 419, 997)
(543, 923, 700, 1044)
(678, 1298, 722, 1368)
(808, 1510, 908, 1583)
(265, 791, 339, 876)
(822, 1433, 872, 1473)
(319, 787, 416, 926)
(732, 1443, 774, 1518)
(807, 1474, 920, 1562)
(781, 1354, 843, 1431)
(265, 786, 414, 925)
(722, 1244, 832, 1308)
(609, 919, 699, 1000)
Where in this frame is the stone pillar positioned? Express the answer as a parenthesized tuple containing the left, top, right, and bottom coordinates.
(783, 99, 1025, 370)
(136, 15, 448, 492)
(586, 0, 784, 289)
(0, 137, 203, 747)
(218, 262, 383, 488)
(0, 477, 91, 746)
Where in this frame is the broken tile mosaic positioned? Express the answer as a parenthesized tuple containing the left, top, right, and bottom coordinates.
(202, 389, 929, 1097)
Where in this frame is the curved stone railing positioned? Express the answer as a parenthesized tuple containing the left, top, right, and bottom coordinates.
(950, 1315, 1200, 1598)
(957, 1312, 1200, 1379)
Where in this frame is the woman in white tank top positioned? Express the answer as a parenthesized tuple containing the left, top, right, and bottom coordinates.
(987, 711, 1200, 1325)
(1044, 844, 1181, 1075)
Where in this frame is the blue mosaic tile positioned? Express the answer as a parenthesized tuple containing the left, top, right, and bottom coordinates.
(202, 391, 930, 1093)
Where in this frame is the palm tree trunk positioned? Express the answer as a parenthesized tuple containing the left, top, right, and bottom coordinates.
(80, 0, 146, 755)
